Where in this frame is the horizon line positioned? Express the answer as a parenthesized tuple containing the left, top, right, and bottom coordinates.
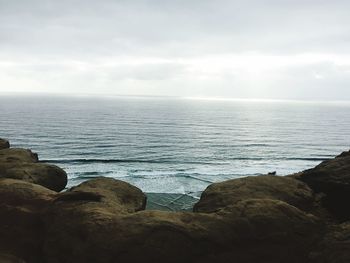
(1, 91, 350, 104)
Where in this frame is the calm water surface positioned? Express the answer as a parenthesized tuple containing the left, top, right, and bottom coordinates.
(1, 95, 349, 200)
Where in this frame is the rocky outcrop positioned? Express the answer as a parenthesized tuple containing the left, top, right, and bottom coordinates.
(194, 175, 315, 213)
(296, 150, 350, 221)
(43, 193, 321, 263)
(0, 178, 56, 263)
(41, 176, 322, 263)
(0, 138, 349, 263)
(0, 163, 68, 192)
(43, 178, 149, 263)
(310, 222, 350, 263)
(0, 148, 38, 163)
(68, 177, 147, 213)
(0, 138, 10, 150)
(0, 147, 67, 192)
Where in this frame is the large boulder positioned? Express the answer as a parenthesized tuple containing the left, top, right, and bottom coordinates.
(43, 200, 322, 263)
(194, 175, 315, 213)
(0, 178, 56, 206)
(0, 148, 38, 163)
(0, 162, 67, 192)
(0, 178, 56, 263)
(43, 177, 322, 263)
(43, 177, 148, 262)
(67, 177, 146, 213)
(0, 138, 10, 150)
(297, 150, 350, 221)
(0, 147, 67, 192)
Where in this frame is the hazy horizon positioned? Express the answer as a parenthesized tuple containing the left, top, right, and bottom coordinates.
(1, 0, 350, 100)
(3, 91, 350, 105)
(2, 94, 349, 196)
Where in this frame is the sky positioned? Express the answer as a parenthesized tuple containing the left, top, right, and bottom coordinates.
(0, 0, 350, 100)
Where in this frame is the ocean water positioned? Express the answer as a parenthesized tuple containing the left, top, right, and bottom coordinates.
(1, 95, 350, 206)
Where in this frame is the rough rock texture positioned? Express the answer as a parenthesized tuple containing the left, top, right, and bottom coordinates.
(43, 177, 149, 263)
(297, 150, 350, 221)
(0, 148, 67, 192)
(211, 199, 322, 263)
(0, 178, 56, 263)
(194, 175, 315, 213)
(43, 194, 321, 263)
(67, 177, 147, 213)
(310, 222, 350, 263)
(0, 253, 26, 263)
(0, 148, 38, 163)
(0, 163, 68, 192)
(0, 138, 10, 150)
(1, 138, 349, 263)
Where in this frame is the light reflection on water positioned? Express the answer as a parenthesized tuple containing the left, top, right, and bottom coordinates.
(1, 95, 349, 198)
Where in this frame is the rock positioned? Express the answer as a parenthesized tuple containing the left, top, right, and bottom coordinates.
(67, 177, 146, 213)
(43, 178, 148, 262)
(309, 222, 350, 263)
(0, 178, 56, 205)
(43, 204, 217, 263)
(0, 148, 38, 163)
(0, 253, 26, 263)
(194, 175, 315, 213)
(0, 138, 10, 150)
(297, 150, 350, 221)
(0, 139, 344, 262)
(211, 199, 323, 263)
(43, 177, 321, 262)
(43, 177, 322, 263)
(0, 179, 56, 263)
(0, 162, 67, 192)
(0, 146, 67, 192)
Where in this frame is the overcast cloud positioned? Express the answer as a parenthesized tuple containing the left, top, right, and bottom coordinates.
(0, 0, 350, 100)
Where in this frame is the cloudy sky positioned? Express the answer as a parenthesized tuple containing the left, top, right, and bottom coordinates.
(0, 0, 350, 100)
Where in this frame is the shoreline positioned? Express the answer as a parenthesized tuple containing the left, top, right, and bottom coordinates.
(1, 137, 350, 262)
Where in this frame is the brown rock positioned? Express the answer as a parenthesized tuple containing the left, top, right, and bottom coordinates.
(297, 150, 350, 220)
(0, 140, 341, 263)
(0, 178, 56, 205)
(310, 222, 350, 263)
(0, 148, 38, 163)
(0, 253, 26, 263)
(43, 178, 148, 262)
(43, 183, 322, 263)
(211, 199, 323, 263)
(0, 179, 56, 263)
(0, 147, 67, 192)
(0, 138, 10, 150)
(194, 175, 315, 213)
(0, 162, 67, 192)
(68, 177, 147, 213)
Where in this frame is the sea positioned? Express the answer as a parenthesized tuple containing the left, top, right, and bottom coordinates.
(1, 95, 350, 210)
